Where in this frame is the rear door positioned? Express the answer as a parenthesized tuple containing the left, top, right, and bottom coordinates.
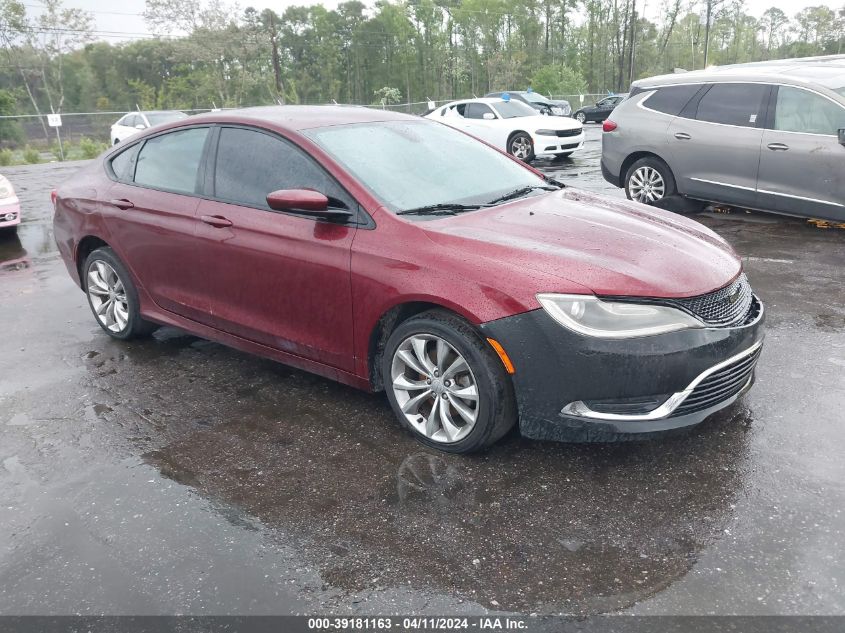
(666, 82, 770, 207)
(193, 126, 357, 371)
(757, 85, 845, 221)
(105, 126, 211, 321)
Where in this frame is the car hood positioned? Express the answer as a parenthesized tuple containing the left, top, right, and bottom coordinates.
(422, 188, 741, 299)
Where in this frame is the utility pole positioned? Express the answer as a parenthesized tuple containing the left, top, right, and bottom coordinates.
(269, 12, 285, 104)
(703, 0, 713, 68)
(627, 0, 637, 86)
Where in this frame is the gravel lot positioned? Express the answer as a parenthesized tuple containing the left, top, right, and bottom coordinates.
(1, 126, 844, 616)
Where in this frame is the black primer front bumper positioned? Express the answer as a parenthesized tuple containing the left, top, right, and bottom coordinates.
(479, 299, 765, 441)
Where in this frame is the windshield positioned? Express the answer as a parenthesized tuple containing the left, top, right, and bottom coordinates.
(522, 92, 547, 104)
(490, 100, 537, 119)
(145, 111, 188, 126)
(304, 120, 546, 216)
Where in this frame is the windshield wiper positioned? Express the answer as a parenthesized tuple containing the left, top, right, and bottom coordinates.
(487, 184, 559, 205)
(396, 203, 488, 216)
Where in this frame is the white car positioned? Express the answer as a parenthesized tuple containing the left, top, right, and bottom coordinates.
(0, 173, 20, 233)
(110, 110, 189, 145)
(425, 97, 584, 161)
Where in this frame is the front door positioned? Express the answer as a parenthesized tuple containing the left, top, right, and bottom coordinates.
(193, 126, 357, 372)
(757, 85, 845, 221)
(666, 82, 770, 208)
(104, 126, 211, 322)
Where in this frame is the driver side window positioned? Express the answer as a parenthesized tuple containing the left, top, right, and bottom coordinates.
(465, 103, 494, 119)
(774, 86, 844, 136)
(212, 127, 352, 212)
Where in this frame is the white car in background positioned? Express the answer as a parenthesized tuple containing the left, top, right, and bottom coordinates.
(0, 173, 20, 233)
(110, 110, 189, 145)
(425, 97, 584, 161)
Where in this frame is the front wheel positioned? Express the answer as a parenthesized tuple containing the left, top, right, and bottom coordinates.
(83, 247, 157, 340)
(508, 133, 535, 162)
(382, 310, 517, 453)
(624, 157, 676, 205)
(575, 111, 586, 123)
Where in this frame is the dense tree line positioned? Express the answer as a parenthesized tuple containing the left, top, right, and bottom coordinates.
(0, 0, 843, 131)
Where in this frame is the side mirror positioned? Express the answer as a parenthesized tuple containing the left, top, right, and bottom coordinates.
(482, 112, 496, 120)
(266, 189, 352, 218)
(839, 128, 845, 146)
(135, 124, 146, 130)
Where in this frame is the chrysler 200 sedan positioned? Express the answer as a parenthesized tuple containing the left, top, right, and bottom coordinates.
(53, 106, 764, 453)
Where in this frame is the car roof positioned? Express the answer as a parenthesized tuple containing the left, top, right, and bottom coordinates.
(185, 105, 418, 131)
(633, 54, 845, 92)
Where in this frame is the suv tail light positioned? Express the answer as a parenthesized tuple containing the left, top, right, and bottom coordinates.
(602, 120, 618, 132)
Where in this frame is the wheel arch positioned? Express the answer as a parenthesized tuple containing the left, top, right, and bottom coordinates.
(368, 301, 479, 392)
(76, 235, 111, 280)
(620, 151, 675, 187)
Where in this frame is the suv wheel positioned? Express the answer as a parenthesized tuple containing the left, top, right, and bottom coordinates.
(625, 157, 676, 205)
(382, 310, 517, 453)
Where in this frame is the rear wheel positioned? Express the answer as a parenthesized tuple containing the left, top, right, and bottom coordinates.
(383, 310, 516, 453)
(625, 157, 676, 205)
(508, 132, 535, 162)
(83, 247, 157, 340)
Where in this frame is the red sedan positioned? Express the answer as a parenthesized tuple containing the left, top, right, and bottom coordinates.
(53, 106, 764, 453)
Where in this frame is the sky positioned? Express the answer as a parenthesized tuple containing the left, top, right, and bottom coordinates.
(23, 0, 836, 41)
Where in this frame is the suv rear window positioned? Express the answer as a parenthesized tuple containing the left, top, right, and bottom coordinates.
(695, 83, 769, 127)
(643, 84, 702, 115)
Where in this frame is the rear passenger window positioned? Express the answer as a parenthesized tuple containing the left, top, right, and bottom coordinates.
(695, 83, 768, 127)
(644, 85, 702, 115)
(134, 127, 209, 194)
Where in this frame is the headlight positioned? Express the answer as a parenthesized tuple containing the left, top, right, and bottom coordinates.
(537, 293, 702, 338)
(535, 129, 558, 136)
(551, 107, 563, 115)
(0, 175, 11, 199)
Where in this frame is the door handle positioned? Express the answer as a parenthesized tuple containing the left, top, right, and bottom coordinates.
(109, 198, 134, 210)
(200, 214, 233, 228)
(674, 132, 691, 140)
(767, 142, 789, 151)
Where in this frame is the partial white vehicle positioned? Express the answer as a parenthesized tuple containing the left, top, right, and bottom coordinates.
(425, 97, 584, 161)
(110, 110, 189, 145)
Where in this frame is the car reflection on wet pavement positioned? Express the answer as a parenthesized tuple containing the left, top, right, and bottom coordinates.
(1, 130, 844, 616)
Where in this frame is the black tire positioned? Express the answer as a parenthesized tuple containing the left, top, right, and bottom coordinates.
(382, 309, 517, 454)
(624, 156, 677, 206)
(507, 132, 535, 163)
(575, 111, 587, 123)
(82, 247, 157, 340)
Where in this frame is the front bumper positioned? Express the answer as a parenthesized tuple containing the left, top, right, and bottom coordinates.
(0, 200, 21, 228)
(533, 132, 585, 156)
(479, 297, 765, 441)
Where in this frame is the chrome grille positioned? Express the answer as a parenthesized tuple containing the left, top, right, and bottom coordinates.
(673, 345, 762, 416)
(669, 274, 753, 326)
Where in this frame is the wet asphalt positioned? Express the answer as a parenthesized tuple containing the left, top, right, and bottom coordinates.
(0, 127, 844, 616)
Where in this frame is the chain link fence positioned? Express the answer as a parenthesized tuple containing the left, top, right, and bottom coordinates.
(0, 93, 618, 164)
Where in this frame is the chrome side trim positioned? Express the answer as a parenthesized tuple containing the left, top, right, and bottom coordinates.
(757, 188, 844, 208)
(561, 338, 763, 422)
(689, 177, 756, 192)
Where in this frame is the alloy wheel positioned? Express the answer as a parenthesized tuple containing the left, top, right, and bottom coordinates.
(87, 260, 130, 333)
(576, 112, 586, 123)
(510, 136, 532, 160)
(390, 334, 479, 444)
(629, 166, 666, 203)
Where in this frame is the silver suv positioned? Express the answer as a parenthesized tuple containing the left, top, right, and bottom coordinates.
(601, 55, 845, 221)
